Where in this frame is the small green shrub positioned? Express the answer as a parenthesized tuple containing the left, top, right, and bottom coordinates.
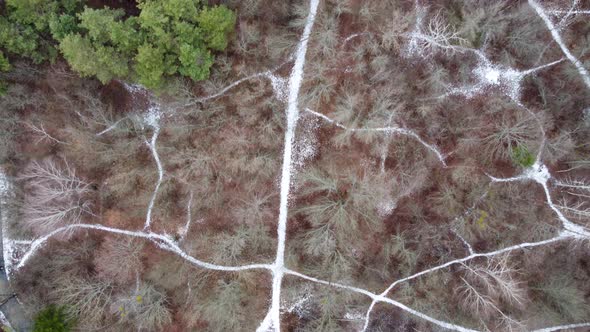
(33, 305, 75, 332)
(510, 145, 535, 168)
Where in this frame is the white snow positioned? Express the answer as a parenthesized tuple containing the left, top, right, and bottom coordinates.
(286, 268, 481, 332)
(266, 73, 289, 103)
(377, 199, 397, 218)
(444, 58, 563, 104)
(257, 1, 319, 331)
(304, 108, 347, 129)
(451, 228, 474, 255)
(122, 82, 144, 95)
(532, 322, 590, 332)
(525, 161, 552, 184)
(292, 118, 319, 171)
(0, 170, 15, 280)
(96, 117, 127, 136)
(0, 310, 11, 330)
(282, 291, 312, 317)
(418, 19, 564, 104)
(482, 67, 501, 84)
(344, 311, 364, 321)
(550, 10, 590, 14)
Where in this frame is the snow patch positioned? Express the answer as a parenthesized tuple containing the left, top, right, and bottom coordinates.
(377, 199, 397, 218)
(292, 117, 319, 171)
(344, 310, 365, 321)
(282, 291, 313, 317)
(482, 67, 501, 84)
(145, 106, 161, 128)
(266, 73, 289, 103)
(525, 161, 551, 184)
(0, 310, 11, 329)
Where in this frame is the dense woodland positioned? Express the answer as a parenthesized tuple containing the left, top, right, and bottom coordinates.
(1, 0, 590, 331)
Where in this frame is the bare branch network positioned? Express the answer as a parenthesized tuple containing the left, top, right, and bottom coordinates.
(3, 0, 590, 331)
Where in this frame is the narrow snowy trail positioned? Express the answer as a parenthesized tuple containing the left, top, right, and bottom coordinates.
(96, 117, 128, 136)
(15, 223, 272, 272)
(532, 322, 590, 332)
(488, 162, 590, 238)
(305, 108, 447, 166)
(180, 190, 193, 242)
(144, 106, 164, 230)
(257, 0, 319, 331)
(186, 60, 292, 106)
(529, 0, 590, 90)
(11, 218, 581, 332)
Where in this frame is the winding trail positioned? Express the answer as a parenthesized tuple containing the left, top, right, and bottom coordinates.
(529, 0, 590, 90)
(186, 60, 292, 106)
(488, 161, 590, 238)
(143, 105, 164, 230)
(305, 108, 447, 166)
(16, 223, 271, 272)
(144, 105, 164, 229)
(257, 0, 319, 330)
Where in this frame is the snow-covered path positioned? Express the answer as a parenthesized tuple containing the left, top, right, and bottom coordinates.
(359, 230, 574, 331)
(15, 223, 272, 272)
(529, 0, 590, 90)
(305, 108, 447, 166)
(257, 0, 319, 331)
(488, 161, 590, 238)
(143, 105, 164, 230)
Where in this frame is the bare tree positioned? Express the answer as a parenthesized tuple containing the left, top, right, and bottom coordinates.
(196, 279, 245, 332)
(52, 275, 113, 328)
(19, 159, 94, 234)
(94, 236, 144, 285)
(408, 9, 466, 56)
(113, 283, 172, 331)
(457, 255, 527, 326)
(24, 122, 67, 145)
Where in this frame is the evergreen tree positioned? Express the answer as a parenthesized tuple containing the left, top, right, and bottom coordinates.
(33, 305, 75, 332)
